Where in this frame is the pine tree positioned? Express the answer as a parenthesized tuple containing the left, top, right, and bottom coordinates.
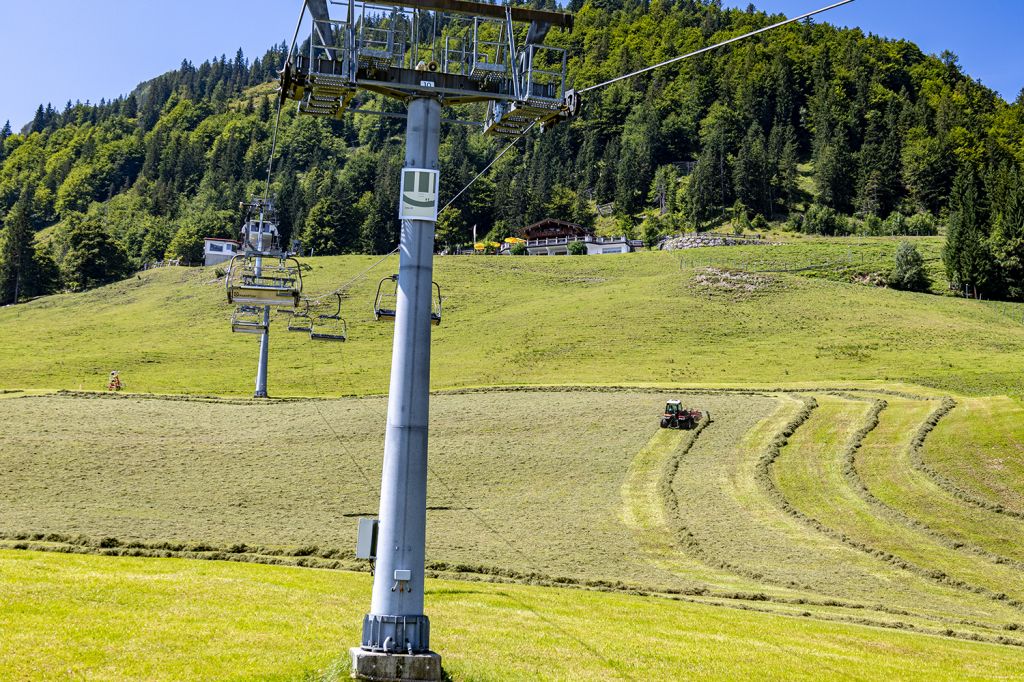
(770, 124, 799, 216)
(615, 100, 658, 216)
(691, 103, 739, 219)
(0, 191, 54, 304)
(59, 215, 132, 291)
(888, 242, 930, 292)
(29, 105, 46, 134)
(814, 129, 855, 212)
(258, 97, 273, 123)
(0, 120, 10, 162)
(686, 152, 718, 228)
(991, 167, 1024, 299)
(944, 166, 991, 298)
(733, 123, 770, 218)
(902, 129, 954, 215)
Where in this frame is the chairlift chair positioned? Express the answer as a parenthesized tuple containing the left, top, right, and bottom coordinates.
(374, 274, 399, 322)
(373, 274, 443, 326)
(309, 294, 348, 342)
(231, 305, 269, 334)
(430, 281, 442, 326)
(288, 299, 314, 332)
(226, 255, 303, 307)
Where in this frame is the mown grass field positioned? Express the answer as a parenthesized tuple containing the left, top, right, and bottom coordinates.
(0, 244, 1021, 398)
(4, 550, 1024, 682)
(3, 241, 1024, 679)
(0, 390, 766, 587)
(3, 388, 1024, 653)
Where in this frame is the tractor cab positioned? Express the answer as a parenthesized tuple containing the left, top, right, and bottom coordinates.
(660, 400, 703, 430)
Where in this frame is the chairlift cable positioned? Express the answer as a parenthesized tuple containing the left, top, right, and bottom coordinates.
(578, 0, 856, 94)
(275, 1, 854, 304)
(259, 1, 311, 212)
(263, 96, 286, 202)
(439, 121, 536, 216)
(288, 1, 310, 59)
(303, 122, 535, 302)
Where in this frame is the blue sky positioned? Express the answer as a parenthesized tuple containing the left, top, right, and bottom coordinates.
(1, 1, 1021, 131)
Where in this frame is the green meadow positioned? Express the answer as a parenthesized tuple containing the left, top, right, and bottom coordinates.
(0, 245, 1021, 398)
(2, 242, 1024, 679)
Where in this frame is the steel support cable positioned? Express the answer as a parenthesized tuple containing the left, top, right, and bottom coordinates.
(439, 121, 536, 215)
(578, 0, 856, 94)
(263, 97, 286, 201)
(288, 0, 310, 58)
(262, 0, 310, 209)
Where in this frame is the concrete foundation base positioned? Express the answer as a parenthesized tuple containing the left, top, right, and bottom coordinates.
(350, 647, 443, 682)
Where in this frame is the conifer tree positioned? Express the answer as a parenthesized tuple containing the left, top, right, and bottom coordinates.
(0, 120, 10, 162)
(991, 167, 1024, 299)
(0, 191, 54, 304)
(733, 123, 770, 218)
(944, 166, 991, 298)
(59, 215, 132, 291)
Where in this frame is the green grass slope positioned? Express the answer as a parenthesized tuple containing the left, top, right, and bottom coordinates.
(4, 388, 1024, 648)
(0, 247, 1022, 397)
(5, 243, 1024, 679)
(3, 550, 1022, 682)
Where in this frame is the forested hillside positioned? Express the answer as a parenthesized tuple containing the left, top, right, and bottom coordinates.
(1, 0, 1022, 304)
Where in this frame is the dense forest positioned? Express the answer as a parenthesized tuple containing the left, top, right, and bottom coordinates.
(1, 0, 1023, 304)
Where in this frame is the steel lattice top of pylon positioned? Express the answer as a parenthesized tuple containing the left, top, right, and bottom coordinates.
(279, 0, 581, 138)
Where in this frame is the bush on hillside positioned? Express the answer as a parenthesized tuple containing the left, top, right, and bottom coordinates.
(568, 239, 587, 256)
(731, 200, 750, 236)
(58, 215, 132, 291)
(510, 241, 527, 256)
(905, 213, 938, 236)
(873, 212, 938, 237)
(883, 212, 907, 236)
(751, 214, 769, 231)
(802, 204, 850, 236)
(862, 214, 884, 236)
(888, 241, 930, 292)
(164, 224, 206, 264)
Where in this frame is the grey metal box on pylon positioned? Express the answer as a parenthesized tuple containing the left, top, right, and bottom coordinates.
(356, 518, 379, 560)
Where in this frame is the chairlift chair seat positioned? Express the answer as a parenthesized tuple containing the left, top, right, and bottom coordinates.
(231, 306, 269, 334)
(373, 274, 442, 325)
(288, 301, 314, 332)
(309, 294, 348, 342)
(226, 255, 303, 307)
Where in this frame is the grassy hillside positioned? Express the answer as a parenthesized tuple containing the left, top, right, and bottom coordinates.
(6, 550, 1023, 681)
(1, 246, 1022, 397)
(4, 387, 1024, 650)
(4, 243, 1024, 679)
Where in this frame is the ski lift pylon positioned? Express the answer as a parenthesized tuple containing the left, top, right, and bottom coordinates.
(373, 274, 442, 326)
(309, 293, 348, 342)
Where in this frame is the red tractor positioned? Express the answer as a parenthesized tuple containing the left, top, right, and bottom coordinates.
(660, 400, 703, 430)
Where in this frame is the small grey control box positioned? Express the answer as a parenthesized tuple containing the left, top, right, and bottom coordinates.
(393, 569, 411, 581)
(356, 518, 378, 560)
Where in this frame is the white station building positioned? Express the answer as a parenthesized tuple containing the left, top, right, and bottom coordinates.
(203, 238, 241, 267)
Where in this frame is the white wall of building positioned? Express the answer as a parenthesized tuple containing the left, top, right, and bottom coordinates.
(204, 240, 238, 267)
